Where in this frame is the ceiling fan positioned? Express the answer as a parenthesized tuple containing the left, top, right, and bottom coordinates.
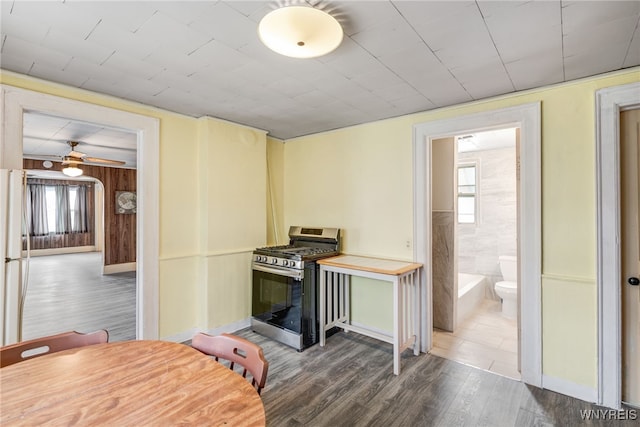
(58, 141, 126, 167)
(27, 141, 126, 177)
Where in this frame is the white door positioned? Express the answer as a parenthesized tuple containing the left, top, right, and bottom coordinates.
(621, 108, 640, 406)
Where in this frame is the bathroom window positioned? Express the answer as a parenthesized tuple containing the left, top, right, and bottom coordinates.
(457, 164, 476, 223)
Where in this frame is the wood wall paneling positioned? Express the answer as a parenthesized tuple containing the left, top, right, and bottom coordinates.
(23, 159, 136, 266)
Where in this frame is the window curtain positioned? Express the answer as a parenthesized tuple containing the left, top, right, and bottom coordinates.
(55, 184, 70, 233)
(71, 185, 88, 233)
(26, 183, 48, 236)
(25, 179, 92, 236)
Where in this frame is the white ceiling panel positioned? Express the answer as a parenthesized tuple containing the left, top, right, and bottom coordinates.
(395, 1, 483, 51)
(1, 0, 637, 144)
(225, 1, 271, 19)
(101, 52, 164, 81)
(505, 52, 565, 90)
(0, 11, 50, 45)
(151, 1, 218, 26)
(561, 1, 640, 34)
(2, 35, 72, 71)
(9, 1, 98, 38)
(351, 13, 423, 58)
(86, 20, 160, 61)
(64, 58, 127, 86)
(373, 81, 425, 103)
(331, 1, 400, 37)
(564, 15, 638, 56)
(29, 62, 89, 91)
(134, 11, 213, 56)
(479, 1, 562, 64)
(188, 40, 250, 72)
(0, 51, 33, 75)
(624, 30, 640, 68)
(41, 29, 115, 65)
(311, 73, 372, 99)
(452, 60, 514, 100)
(79, 78, 122, 98)
(65, 0, 159, 33)
(190, 1, 261, 49)
(564, 46, 632, 81)
(351, 67, 404, 93)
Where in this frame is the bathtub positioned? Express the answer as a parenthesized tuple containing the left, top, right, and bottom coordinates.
(457, 273, 486, 325)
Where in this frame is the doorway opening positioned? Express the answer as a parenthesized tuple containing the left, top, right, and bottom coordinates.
(595, 81, 640, 409)
(21, 111, 139, 342)
(413, 102, 541, 387)
(1, 84, 159, 343)
(430, 127, 520, 380)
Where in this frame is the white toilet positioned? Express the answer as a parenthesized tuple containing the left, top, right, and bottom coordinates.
(495, 255, 518, 318)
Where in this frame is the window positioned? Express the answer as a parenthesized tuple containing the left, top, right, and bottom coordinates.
(27, 181, 91, 235)
(44, 185, 78, 232)
(457, 164, 477, 223)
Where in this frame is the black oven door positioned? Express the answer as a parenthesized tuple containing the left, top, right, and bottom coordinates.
(252, 265, 303, 334)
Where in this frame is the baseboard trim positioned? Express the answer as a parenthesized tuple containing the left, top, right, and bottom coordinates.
(205, 318, 251, 336)
(103, 262, 136, 275)
(350, 321, 392, 338)
(542, 374, 598, 404)
(23, 246, 96, 257)
(162, 328, 199, 344)
(162, 318, 252, 344)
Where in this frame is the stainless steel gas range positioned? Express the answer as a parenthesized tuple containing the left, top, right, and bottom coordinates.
(251, 226, 340, 351)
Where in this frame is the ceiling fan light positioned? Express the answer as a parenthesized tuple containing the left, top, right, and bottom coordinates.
(258, 6, 343, 59)
(62, 165, 83, 177)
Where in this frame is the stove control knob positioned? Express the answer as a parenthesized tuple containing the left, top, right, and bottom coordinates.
(271, 258, 278, 265)
(283, 260, 289, 267)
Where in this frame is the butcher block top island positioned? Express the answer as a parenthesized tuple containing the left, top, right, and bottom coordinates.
(317, 255, 423, 375)
(318, 254, 423, 276)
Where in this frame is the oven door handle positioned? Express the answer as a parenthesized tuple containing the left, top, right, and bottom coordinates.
(253, 263, 303, 280)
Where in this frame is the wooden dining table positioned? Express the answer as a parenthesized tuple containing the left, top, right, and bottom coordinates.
(0, 340, 266, 426)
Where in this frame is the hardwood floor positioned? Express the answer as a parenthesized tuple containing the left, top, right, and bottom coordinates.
(20, 254, 635, 425)
(22, 252, 136, 342)
(234, 329, 636, 427)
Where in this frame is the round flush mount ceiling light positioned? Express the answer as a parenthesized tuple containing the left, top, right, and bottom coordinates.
(258, 6, 343, 59)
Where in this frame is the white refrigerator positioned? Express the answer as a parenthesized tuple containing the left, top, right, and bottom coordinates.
(0, 168, 27, 346)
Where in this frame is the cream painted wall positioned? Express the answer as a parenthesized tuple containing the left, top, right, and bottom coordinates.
(199, 118, 267, 329)
(266, 137, 285, 246)
(432, 137, 455, 211)
(201, 118, 266, 252)
(282, 69, 640, 389)
(284, 119, 414, 258)
(0, 71, 267, 339)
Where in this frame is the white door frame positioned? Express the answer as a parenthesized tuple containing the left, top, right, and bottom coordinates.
(0, 84, 160, 341)
(596, 81, 640, 409)
(413, 102, 542, 387)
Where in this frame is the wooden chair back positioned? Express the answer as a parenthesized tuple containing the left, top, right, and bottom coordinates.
(0, 330, 109, 368)
(192, 332, 269, 395)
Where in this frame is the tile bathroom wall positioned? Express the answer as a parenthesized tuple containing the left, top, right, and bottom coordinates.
(433, 210, 455, 331)
(457, 146, 517, 298)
